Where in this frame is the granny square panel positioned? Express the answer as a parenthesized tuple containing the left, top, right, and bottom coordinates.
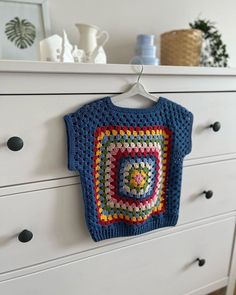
(64, 96, 193, 242)
(93, 125, 171, 225)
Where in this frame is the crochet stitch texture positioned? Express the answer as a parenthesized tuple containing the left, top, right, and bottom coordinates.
(64, 96, 193, 242)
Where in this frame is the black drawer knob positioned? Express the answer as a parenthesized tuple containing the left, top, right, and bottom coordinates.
(210, 122, 221, 132)
(18, 229, 33, 243)
(203, 190, 213, 199)
(196, 258, 206, 267)
(7, 136, 24, 151)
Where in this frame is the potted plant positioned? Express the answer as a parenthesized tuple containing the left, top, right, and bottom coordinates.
(189, 18, 229, 67)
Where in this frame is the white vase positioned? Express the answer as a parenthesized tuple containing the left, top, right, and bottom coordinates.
(72, 45, 86, 63)
(75, 23, 109, 64)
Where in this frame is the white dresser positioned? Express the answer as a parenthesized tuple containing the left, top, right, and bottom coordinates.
(0, 61, 235, 295)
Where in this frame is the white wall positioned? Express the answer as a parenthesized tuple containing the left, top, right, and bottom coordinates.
(48, 0, 236, 66)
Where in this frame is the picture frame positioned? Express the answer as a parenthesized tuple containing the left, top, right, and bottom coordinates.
(0, 0, 50, 60)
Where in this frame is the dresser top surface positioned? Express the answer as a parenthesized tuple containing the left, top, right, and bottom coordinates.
(1, 60, 236, 76)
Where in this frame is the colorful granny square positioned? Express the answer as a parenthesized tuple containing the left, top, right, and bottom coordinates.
(93, 125, 172, 225)
(118, 155, 157, 200)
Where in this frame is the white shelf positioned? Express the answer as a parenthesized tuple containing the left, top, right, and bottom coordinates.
(0, 60, 236, 76)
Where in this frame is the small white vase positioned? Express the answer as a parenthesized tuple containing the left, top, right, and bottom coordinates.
(72, 45, 86, 63)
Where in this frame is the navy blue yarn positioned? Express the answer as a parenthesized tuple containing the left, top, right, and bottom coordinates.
(64, 96, 193, 242)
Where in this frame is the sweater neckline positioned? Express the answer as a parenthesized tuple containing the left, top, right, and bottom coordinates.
(105, 96, 165, 113)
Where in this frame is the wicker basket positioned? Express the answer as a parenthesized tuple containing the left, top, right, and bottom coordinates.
(160, 29, 202, 66)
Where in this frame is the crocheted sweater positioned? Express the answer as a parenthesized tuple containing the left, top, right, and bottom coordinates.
(64, 96, 193, 242)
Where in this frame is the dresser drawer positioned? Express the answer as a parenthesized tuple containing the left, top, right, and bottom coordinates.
(0, 94, 99, 187)
(0, 183, 142, 274)
(0, 184, 100, 274)
(0, 93, 235, 187)
(164, 92, 236, 159)
(0, 217, 234, 295)
(179, 159, 236, 223)
(0, 171, 234, 275)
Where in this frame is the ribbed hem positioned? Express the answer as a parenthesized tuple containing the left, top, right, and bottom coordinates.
(64, 114, 76, 171)
(90, 214, 179, 242)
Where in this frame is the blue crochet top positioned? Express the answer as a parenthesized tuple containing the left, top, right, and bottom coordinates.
(64, 96, 193, 242)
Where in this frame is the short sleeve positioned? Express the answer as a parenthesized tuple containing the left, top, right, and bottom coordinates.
(181, 111, 194, 157)
(64, 111, 84, 171)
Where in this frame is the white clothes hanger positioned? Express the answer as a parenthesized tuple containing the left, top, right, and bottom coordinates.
(110, 64, 158, 103)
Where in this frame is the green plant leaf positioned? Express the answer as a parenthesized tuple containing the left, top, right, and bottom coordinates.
(189, 18, 229, 67)
(5, 17, 36, 49)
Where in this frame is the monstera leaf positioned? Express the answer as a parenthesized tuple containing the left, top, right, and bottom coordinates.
(5, 17, 36, 49)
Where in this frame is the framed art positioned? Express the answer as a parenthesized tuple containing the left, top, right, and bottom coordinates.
(0, 0, 50, 60)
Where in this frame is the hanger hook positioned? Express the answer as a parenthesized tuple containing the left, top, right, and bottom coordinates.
(137, 63, 144, 83)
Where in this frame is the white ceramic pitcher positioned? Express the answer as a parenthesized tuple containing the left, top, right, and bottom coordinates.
(75, 23, 109, 63)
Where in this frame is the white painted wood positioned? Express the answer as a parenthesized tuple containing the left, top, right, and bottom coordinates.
(0, 94, 96, 187)
(160, 92, 236, 159)
(186, 278, 228, 295)
(0, 183, 153, 274)
(184, 153, 236, 168)
(0, 174, 234, 276)
(0, 184, 95, 274)
(0, 72, 236, 94)
(179, 159, 236, 224)
(0, 151, 235, 197)
(1, 92, 236, 187)
(0, 175, 80, 197)
(0, 218, 234, 295)
(1, 63, 236, 94)
(2, 61, 236, 76)
(0, 212, 234, 283)
(0, 64, 235, 294)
